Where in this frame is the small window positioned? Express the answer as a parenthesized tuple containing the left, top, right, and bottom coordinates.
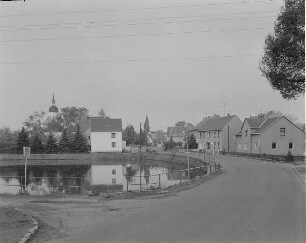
(272, 142, 277, 149)
(207, 142, 210, 149)
(112, 169, 116, 175)
(254, 142, 257, 150)
(289, 142, 294, 150)
(112, 142, 116, 147)
(244, 143, 247, 151)
(112, 178, 116, 184)
(208, 132, 210, 138)
(245, 130, 248, 136)
(111, 133, 116, 138)
(238, 143, 241, 150)
(88, 136, 90, 139)
(280, 128, 285, 136)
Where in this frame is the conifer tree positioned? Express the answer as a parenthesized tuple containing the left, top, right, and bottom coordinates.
(58, 129, 71, 153)
(31, 134, 44, 154)
(16, 127, 30, 154)
(72, 124, 89, 153)
(45, 133, 58, 153)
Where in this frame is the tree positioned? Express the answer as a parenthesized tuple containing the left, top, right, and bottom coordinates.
(24, 106, 89, 135)
(175, 121, 186, 127)
(186, 134, 198, 149)
(71, 125, 89, 153)
(98, 108, 108, 118)
(59, 107, 89, 133)
(31, 134, 44, 154)
(123, 124, 136, 146)
(24, 111, 46, 136)
(260, 110, 298, 123)
(144, 116, 150, 147)
(58, 129, 71, 153)
(259, 0, 305, 100)
(0, 127, 18, 153)
(45, 133, 58, 153)
(16, 127, 30, 154)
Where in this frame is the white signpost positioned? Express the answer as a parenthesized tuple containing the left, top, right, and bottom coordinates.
(23, 146, 30, 194)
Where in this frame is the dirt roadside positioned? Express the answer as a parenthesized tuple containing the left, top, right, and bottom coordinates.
(0, 170, 224, 243)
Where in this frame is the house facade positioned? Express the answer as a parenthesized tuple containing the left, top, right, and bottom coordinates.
(236, 116, 305, 156)
(191, 114, 242, 152)
(80, 117, 123, 152)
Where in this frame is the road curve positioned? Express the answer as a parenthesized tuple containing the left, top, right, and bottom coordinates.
(49, 155, 305, 243)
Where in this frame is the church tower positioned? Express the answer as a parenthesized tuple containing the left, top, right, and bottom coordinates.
(48, 94, 59, 119)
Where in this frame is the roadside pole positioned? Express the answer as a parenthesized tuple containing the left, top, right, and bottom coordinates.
(23, 146, 31, 194)
(186, 136, 190, 184)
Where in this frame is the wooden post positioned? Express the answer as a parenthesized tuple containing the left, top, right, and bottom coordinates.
(179, 171, 182, 186)
(140, 171, 142, 191)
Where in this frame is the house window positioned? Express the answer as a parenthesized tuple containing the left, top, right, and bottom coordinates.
(217, 142, 220, 149)
(112, 142, 116, 147)
(244, 130, 248, 136)
(207, 142, 210, 149)
(208, 132, 210, 138)
(88, 136, 90, 140)
(238, 143, 241, 150)
(217, 131, 220, 137)
(111, 133, 116, 138)
(272, 142, 277, 149)
(112, 169, 116, 175)
(244, 143, 247, 151)
(280, 128, 285, 136)
(112, 178, 116, 184)
(203, 132, 205, 138)
(289, 142, 294, 150)
(254, 142, 257, 150)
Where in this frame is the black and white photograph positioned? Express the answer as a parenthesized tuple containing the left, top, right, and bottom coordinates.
(0, 0, 305, 242)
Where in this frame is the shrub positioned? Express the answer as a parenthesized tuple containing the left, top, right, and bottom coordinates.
(285, 151, 294, 162)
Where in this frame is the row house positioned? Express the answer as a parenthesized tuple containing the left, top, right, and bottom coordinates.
(191, 114, 242, 152)
(236, 116, 305, 156)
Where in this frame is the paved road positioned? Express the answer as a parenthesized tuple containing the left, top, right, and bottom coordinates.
(49, 156, 305, 243)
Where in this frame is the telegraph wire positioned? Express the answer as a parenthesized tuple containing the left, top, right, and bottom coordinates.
(0, 26, 270, 43)
(0, 54, 258, 65)
(0, 13, 277, 32)
(0, 0, 280, 18)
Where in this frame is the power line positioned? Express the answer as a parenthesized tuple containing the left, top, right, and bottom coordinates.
(0, 13, 277, 32)
(0, 0, 280, 18)
(0, 26, 270, 43)
(0, 54, 258, 65)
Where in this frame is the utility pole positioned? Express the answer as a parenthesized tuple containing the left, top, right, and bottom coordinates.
(139, 123, 142, 152)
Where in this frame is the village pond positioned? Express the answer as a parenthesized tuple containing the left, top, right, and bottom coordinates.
(0, 162, 209, 195)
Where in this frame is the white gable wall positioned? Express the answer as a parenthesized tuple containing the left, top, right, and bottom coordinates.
(91, 132, 122, 152)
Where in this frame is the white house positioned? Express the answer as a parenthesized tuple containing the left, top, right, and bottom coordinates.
(80, 117, 123, 152)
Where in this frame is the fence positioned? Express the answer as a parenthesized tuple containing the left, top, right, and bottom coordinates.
(125, 163, 221, 192)
(0, 176, 83, 194)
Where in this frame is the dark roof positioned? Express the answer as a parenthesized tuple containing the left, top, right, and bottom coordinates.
(245, 117, 266, 128)
(236, 131, 242, 136)
(49, 105, 59, 113)
(167, 126, 187, 136)
(189, 118, 210, 132)
(198, 115, 236, 132)
(252, 117, 281, 134)
(80, 117, 122, 132)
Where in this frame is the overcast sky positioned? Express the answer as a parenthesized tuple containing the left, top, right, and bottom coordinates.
(0, 0, 304, 131)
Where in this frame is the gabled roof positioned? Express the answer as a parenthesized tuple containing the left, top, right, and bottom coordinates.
(198, 115, 236, 132)
(252, 117, 280, 134)
(245, 117, 266, 128)
(80, 117, 122, 132)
